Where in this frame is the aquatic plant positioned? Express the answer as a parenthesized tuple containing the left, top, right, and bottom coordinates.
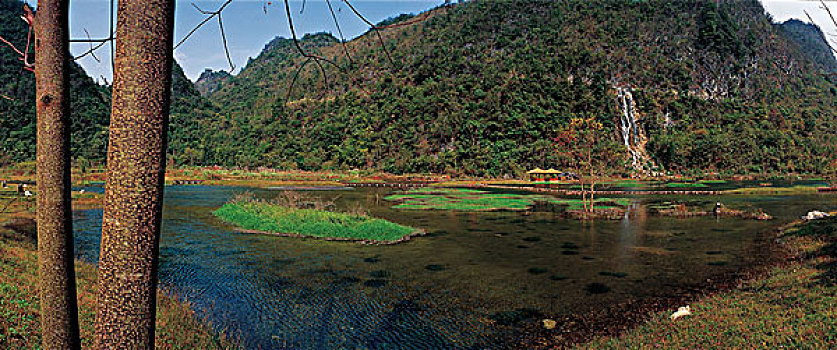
(384, 188, 632, 212)
(664, 182, 710, 188)
(214, 193, 419, 242)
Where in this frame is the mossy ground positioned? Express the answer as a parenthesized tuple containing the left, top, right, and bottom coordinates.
(0, 229, 235, 349)
(580, 216, 837, 349)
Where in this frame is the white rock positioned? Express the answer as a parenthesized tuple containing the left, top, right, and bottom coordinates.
(670, 305, 691, 321)
(803, 211, 830, 220)
(541, 318, 557, 330)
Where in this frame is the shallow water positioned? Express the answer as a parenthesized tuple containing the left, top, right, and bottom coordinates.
(72, 186, 836, 349)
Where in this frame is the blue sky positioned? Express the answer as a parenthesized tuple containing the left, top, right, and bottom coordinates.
(66, 0, 444, 82)
(60, 0, 836, 83)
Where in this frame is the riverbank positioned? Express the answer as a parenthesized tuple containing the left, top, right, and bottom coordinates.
(574, 214, 837, 348)
(2, 165, 830, 195)
(0, 227, 236, 348)
(214, 193, 423, 244)
(0, 186, 234, 348)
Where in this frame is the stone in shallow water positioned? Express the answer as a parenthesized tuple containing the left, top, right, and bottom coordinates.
(339, 276, 361, 284)
(363, 257, 381, 263)
(369, 270, 391, 278)
(517, 245, 529, 249)
(599, 271, 628, 278)
(490, 308, 541, 326)
(705, 250, 724, 255)
(707, 261, 728, 266)
(528, 267, 548, 275)
(522, 236, 541, 242)
(425, 264, 446, 272)
(561, 242, 580, 249)
(549, 275, 568, 281)
(585, 283, 611, 294)
(363, 279, 388, 288)
(561, 250, 579, 255)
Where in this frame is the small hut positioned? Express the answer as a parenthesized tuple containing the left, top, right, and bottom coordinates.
(527, 168, 560, 182)
(527, 168, 577, 182)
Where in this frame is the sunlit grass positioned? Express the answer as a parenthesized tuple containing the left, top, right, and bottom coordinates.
(663, 182, 710, 188)
(214, 198, 418, 242)
(723, 185, 821, 195)
(384, 189, 632, 211)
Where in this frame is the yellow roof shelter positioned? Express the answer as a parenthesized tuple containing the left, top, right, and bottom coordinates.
(527, 168, 562, 174)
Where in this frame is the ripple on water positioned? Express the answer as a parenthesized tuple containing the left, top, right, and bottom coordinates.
(71, 186, 822, 349)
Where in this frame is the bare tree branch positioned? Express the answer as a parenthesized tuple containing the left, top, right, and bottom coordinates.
(340, 0, 397, 69)
(805, 10, 837, 54)
(325, 0, 354, 67)
(174, 0, 233, 50)
(217, 12, 235, 70)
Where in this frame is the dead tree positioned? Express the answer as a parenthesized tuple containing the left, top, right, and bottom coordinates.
(94, 0, 176, 348)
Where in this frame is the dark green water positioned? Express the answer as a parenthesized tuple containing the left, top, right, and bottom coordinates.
(72, 186, 836, 349)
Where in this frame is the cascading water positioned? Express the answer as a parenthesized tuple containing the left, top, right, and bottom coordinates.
(615, 87, 654, 175)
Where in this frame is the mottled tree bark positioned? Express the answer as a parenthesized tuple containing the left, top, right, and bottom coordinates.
(33, 0, 81, 348)
(94, 1, 175, 348)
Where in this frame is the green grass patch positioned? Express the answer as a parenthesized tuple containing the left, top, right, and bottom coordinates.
(698, 180, 727, 184)
(385, 189, 632, 211)
(214, 196, 418, 242)
(399, 187, 488, 195)
(723, 185, 820, 195)
(663, 182, 710, 188)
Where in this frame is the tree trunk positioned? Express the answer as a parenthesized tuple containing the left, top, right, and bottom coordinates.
(94, 1, 175, 348)
(33, 0, 81, 348)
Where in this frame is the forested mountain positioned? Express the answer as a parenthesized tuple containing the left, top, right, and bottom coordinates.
(194, 0, 837, 176)
(0, 0, 216, 166)
(778, 19, 837, 73)
(0, 0, 110, 165)
(2, 0, 836, 177)
(194, 69, 230, 97)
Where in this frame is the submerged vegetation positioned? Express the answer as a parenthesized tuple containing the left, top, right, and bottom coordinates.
(582, 216, 837, 349)
(384, 188, 632, 211)
(0, 228, 234, 349)
(214, 192, 420, 243)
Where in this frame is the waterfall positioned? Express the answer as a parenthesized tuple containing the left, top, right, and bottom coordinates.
(615, 87, 654, 175)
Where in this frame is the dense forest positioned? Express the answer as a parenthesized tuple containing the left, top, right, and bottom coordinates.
(1, 0, 836, 177)
(0, 0, 216, 167)
(0, 0, 110, 165)
(196, 0, 837, 176)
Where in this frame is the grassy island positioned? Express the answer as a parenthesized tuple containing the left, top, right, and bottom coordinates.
(214, 193, 421, 244)
(384, 188, 632, 212)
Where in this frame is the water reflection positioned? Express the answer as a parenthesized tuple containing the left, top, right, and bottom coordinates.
(73, 185, 836, 349)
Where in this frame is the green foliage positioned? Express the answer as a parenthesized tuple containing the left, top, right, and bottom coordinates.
(0, 0, 110, 163)
(698, 2, 745, 58)
(192, 0, 836, 177)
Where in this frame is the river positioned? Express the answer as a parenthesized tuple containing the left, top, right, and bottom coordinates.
(72, 185, 836, 349)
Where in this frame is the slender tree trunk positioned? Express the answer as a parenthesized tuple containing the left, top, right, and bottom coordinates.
(94, 1, 175, 348)
(33, 0, 80, 348)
